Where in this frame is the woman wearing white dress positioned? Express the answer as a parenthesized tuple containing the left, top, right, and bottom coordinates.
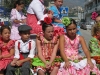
(27, 0, 52, 34)
(27, 0, 64, 35)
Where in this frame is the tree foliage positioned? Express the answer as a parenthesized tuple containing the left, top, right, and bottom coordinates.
(4, 0, 31, 12)
(4, 0, 16, 10)
(4, 0, 51, 9)
(3, 0, 51, 14)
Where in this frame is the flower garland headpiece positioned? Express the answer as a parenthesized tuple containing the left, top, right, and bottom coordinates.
(91, 12, 98, 20)
(43, 17, 52, 24)
(40, 17, 52, 26)
(62, 17, 71, 26)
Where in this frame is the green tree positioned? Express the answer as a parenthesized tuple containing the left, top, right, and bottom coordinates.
(3, 0, 31, 15)
(4, 0, 31, 11)
(4, 0, 52, 9)
(4, 0, 16, 10)
(3, 0, 52, 14)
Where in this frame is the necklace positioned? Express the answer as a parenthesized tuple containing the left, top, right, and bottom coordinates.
(69, 37, 76, 48)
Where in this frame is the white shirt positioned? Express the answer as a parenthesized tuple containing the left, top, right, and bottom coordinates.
(14, 39, 36, 59)
(10, 9, 26, 26)
(27, 0, 47, 21)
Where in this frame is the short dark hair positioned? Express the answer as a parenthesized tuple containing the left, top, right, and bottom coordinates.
(14, 0, 24, 8)
(41, 21, 53, 32)
(0, 26, 11, 34)
(19, 30, 30, 34)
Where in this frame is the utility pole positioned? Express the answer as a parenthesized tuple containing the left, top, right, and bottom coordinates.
(95, 0, 97, 11)
(0, 0, 3, 7)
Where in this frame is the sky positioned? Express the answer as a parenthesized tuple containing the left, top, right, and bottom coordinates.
(63, 0, 85, 7)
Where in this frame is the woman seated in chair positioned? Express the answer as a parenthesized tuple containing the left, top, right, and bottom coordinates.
(49, 0, 65, 31)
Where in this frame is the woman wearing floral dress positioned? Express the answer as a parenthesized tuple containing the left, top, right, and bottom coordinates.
(0, 26, 15, 75)
(57, 17, 100, 75)
(32, 17, 62, 75)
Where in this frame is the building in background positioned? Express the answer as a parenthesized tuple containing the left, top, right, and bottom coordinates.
(0, 0, 4, 7)
(68, 6, 84, 22)
(47, 0, 84, 22)
(48, 0, 54, 7)
(84, 0, 100, 22)
(0, 0, 5, 17)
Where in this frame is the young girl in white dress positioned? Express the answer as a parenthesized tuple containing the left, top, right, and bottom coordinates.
(10, 0, 26, 40)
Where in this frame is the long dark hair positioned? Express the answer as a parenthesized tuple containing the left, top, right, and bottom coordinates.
(14, 0, 24, 8)
(0, 26, 11, 34)
(41, 21, 53, 32)
(65, 18, 77, 28)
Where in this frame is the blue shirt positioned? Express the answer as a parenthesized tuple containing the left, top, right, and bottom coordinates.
(49, 6, 62, 21)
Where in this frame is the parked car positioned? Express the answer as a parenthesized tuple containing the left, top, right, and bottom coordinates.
(80, 23, 87, 30)
(0, 17, 10, 26)
(85, 22, 93, 30)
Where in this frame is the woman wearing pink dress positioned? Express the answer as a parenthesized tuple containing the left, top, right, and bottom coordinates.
(0, 26, 15, 75)
(10, 0, 26, 40)
(57, 17, 100, 75)
(27, 0, 64, 35)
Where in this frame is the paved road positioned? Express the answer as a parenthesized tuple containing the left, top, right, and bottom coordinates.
(80, 29, 92, 45)
(79, 29, 92, 56)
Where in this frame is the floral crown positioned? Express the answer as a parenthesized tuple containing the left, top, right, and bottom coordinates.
(62, 17, 71, 26)
(41, 17, 52, 25)
(91, 12, 98, 20)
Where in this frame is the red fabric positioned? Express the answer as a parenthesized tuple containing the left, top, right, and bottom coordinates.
(26, 14, 42, 34)
(18, 42, 20, 51)
(19, 54, 24, 60)
(18, 41, 31, 60)
(26, 13, 65, 35)
(29, 41, 31, 50)
(19, 54, 24, 66)
(0, 39, 14, 70)
(18, 42, 24, 60)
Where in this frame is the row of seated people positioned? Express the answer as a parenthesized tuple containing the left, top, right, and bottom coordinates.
(1, 17, 100, 75)
(2, 0, 100, 74)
